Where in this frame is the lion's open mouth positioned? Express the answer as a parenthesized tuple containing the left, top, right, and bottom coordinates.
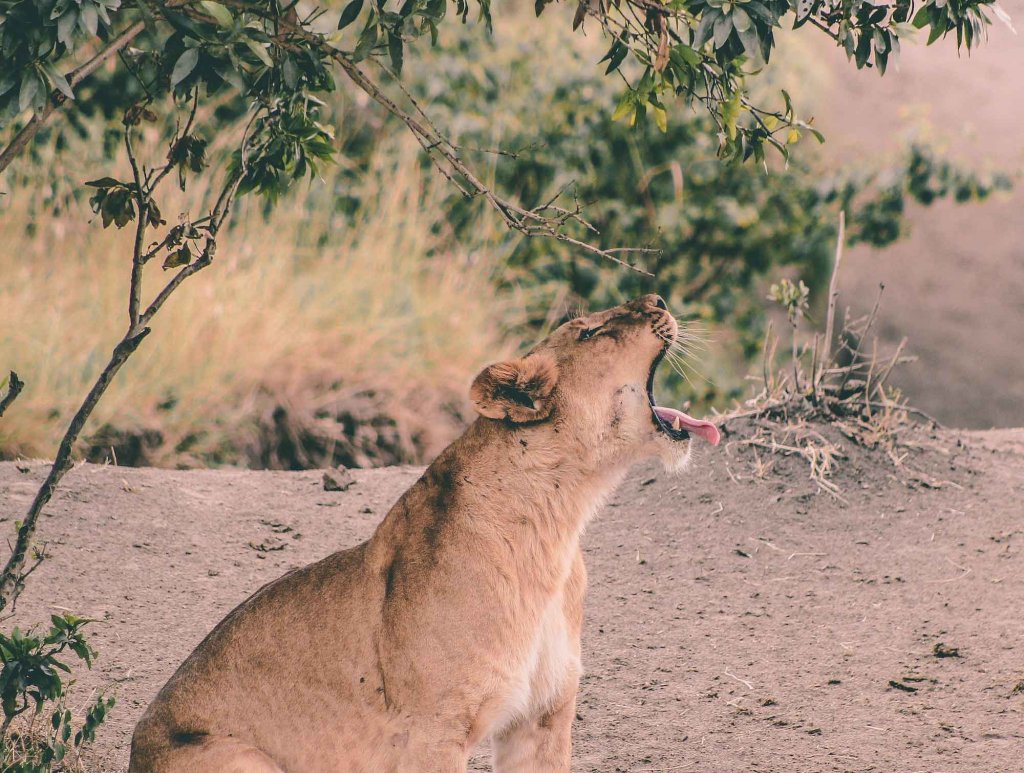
(646, 350, 721, 445)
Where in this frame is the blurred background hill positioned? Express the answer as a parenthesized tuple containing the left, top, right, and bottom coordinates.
(1, 0, 1020, 468)
(816, 10, 1024, 428)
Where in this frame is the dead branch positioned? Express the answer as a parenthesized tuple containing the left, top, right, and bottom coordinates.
(0, 371, 24, 419)
(821, 211, 845, 378)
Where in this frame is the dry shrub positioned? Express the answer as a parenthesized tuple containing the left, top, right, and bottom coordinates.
(718, 214, 948, 498)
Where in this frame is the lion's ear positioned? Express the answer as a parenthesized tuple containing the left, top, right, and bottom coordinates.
(470, 354, 559, 424)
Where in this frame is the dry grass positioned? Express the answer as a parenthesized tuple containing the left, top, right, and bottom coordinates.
(0, 135, 521, 466)
(1, 716, 89, 773)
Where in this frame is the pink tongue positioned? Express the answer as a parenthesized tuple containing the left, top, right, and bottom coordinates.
(653, 407, 721, 446)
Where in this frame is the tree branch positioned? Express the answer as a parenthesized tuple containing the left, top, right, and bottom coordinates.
(0, 328, 149, 613)
(219, 2, 657, 274)
(331, 52, 656, 275)
(821, 210, 845, 375)
(126, 121, 149, 333)
(0, 20, 146, 177)
(0, 103, 252, 615)
(0, 371, 24, 419)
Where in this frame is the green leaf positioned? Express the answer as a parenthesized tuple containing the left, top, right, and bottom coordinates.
(353, 22, 379, 61)
(170, 48, 199, 87)
(721, 90, 740, 139)
(282, 57, 299, 89)
(611, 91, 635, 124)
(652, 105, 668, 133)
(79, 3, 99, 36)
(43, 62, 74, 100)
(163, 246, 192, 270)
(388, 33, 404, 76)
(732, 7, 752, 33)
(56, 9, 78, 46)
(737, 24, 764, 66)
(603, 40, 628, 74)
(84, 177, 121, 188)
(18, 71, 40, 112)
(673, 44, 700, 66)
(713, 13, 734, 49)
(244, 37, 274, 67)
(926, 15, 947, 45)
(572, 0, 587, 31)
(694, 9, 720, 48)
(199, 1, 234, 28)
(338, 0, 364, 30)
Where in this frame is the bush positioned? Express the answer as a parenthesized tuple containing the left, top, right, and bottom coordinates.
(0, 615, 113, 772)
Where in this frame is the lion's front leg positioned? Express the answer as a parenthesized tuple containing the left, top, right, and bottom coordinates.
(491, 689, 577, 773)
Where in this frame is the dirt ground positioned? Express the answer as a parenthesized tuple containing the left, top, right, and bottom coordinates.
(2, 423, 1022, 772)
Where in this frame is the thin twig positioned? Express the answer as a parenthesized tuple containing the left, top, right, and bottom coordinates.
(821, 210, 845, 379)
(125, 120, 149, 332)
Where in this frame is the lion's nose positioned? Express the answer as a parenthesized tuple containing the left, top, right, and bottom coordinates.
(638, 294, 667, 311)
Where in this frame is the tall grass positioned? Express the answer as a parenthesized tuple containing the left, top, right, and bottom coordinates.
(0, 134, 522, 465)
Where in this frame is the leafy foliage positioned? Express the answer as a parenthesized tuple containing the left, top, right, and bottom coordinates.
(405, 24, 1010, 404)
(0, 615, 113, 772)
(538, 0, 1002, 161)
(0, 0, 1006, 171)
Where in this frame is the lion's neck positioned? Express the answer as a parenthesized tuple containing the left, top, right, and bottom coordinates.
(367, 420, 626, 632)
(446, 420, 626, 564)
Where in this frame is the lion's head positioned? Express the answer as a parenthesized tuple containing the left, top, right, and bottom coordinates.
(470, 294, 719, 472)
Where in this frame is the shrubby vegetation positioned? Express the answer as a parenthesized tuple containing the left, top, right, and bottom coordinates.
(0, 615, 112, 771)
(409, 24, 1010, 407)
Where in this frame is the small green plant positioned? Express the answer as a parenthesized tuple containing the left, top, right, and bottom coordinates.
(0, 614, 114, 772)
(767, 278, 810, 325)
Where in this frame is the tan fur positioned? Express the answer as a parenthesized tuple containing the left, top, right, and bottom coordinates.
(129, 295, 693, 772)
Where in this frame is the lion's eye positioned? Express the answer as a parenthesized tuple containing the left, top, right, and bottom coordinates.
(578, 327, 601, 341)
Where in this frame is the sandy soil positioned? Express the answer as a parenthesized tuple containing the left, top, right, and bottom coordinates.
(2, 424, 1023, 772)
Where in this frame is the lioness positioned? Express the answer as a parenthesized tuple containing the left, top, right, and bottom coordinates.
(129, 294, 720, 772)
